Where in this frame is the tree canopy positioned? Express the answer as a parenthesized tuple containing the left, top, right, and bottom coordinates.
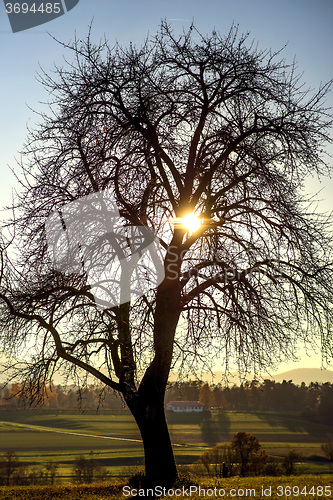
(0, 22, 332, 487)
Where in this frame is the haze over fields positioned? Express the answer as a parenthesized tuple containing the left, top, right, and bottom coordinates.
(1, 352, 333, 386)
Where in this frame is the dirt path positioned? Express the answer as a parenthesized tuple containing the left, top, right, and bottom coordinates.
(0, 420, 185, 446)
(0, 420, 143, 443)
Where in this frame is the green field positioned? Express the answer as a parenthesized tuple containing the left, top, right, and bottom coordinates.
(0, 410, 332, 480)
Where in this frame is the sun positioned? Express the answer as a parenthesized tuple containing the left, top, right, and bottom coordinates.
(182, 213, 202, 233)
(172, 212, 203, 234)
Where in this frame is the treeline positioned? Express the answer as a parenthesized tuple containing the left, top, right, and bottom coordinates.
(1, 379, 332, 424)
(0, 382, 125, 411)
(166, 379, 333, 424)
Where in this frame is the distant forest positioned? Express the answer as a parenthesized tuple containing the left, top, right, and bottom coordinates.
(0, 379, 332, 424)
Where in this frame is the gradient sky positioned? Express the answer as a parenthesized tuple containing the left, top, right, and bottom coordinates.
(0, 0, 332, 374)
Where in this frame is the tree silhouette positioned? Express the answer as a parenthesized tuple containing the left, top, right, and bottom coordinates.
(282, 450, 299, 476)
(0, 22, 333, 488)
(231, 431, 265, 477)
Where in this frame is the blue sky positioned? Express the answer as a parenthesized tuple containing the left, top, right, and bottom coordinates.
(0, 0, 332, 374)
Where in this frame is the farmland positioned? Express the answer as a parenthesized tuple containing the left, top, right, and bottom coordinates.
(0, 409, 332, 481)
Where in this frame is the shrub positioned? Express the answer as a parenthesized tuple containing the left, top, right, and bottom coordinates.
(127, 470, 146, 489)
(174, 472, 199, 488)
(249, 449, 269, 476)
(282, 450, 299, 475)
(321, 442, 333, 461)
(264, 457, 282, 476)
(199, 443, 236, 477)
(72, 454, 109, 484)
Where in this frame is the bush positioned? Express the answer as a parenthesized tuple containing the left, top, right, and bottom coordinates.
(282, 450, 299, 476)
(249, 449, 269, 476)
(127, 470, 146, 489)
(321, 442, 333, 461)
(174, 472, 199, 488)
(72, 455, 109, 484)
(199, 443, 236, 477)
(264, 457, 282, 476)
(24, 468, 48, 485)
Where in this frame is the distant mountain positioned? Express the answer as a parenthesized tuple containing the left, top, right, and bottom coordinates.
(2, 352, 333, 387)
(169, 368, 333, 385)
(272, 368, 333, 385)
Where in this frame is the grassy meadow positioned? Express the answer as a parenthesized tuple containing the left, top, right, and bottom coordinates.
(0, 409, 332, 482)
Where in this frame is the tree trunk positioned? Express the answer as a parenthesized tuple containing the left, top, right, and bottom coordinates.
(124, 354, 178, 490)
(123, 276, 181, 492)
(133, 396, 177, 489)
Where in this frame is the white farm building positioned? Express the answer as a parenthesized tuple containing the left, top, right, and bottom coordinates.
(166, 401, 204, 413)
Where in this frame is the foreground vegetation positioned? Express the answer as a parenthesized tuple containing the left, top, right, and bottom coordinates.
(0, 482, 122, 499)
(0, 476, 333, 500)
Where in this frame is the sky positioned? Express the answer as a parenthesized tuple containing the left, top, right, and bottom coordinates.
(0, 0, 332, 376)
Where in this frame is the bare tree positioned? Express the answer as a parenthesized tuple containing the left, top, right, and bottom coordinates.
(231, 431, 266, 477)
(199, 443, 236, 477)
(0, 451, 21, 486)
(1, 22, 333, 488)
(282, 450, 300, 476)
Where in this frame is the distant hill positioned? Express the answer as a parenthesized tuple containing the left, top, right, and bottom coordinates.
(2, 352, 333, 387)
(272, 368, 333, 385)
(169, 367, 333, 385)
